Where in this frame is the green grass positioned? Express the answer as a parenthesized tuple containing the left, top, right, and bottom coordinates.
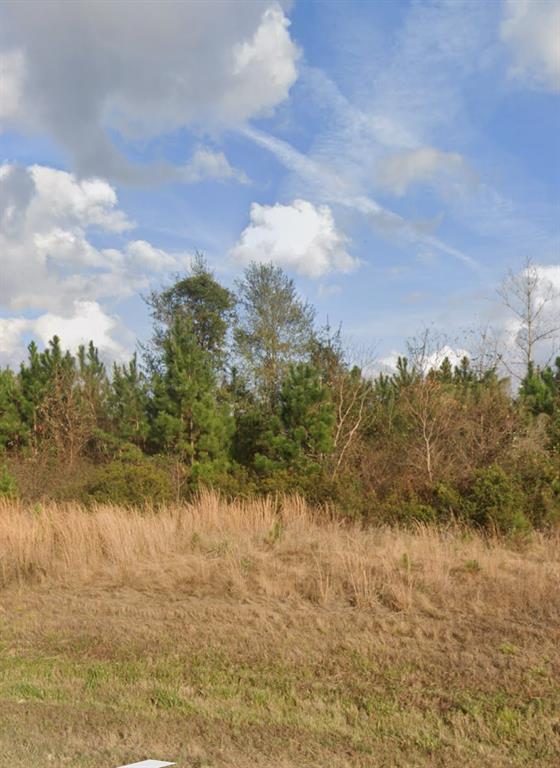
(0, 592, 559, 768)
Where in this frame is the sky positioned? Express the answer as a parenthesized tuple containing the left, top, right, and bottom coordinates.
(0, 0, 559, 369)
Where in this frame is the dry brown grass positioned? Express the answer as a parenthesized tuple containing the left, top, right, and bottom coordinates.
(1, 491, 559, 619)
(1, 493, 560, 767)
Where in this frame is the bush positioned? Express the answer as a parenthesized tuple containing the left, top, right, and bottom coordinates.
(463, 465, 529, 534)
(378, 491, 439, 526)
(433, 482, 463, 518)
(512, 450, 560, 529)
(83, 459, 175, 506)
(0, 464, 18, 499)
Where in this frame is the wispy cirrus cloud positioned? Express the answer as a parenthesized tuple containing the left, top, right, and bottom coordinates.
(241, 125, 478, 269)
(377, 147, 477, 197)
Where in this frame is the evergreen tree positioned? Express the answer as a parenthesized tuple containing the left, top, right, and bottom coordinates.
(255, 363, 334, 480)
(77, 341, 109, 425)
(0, 369, 28, 450)
(19, 340, 51, 436)
(520, 362, 556, 416)
(148, 316, 233, 480)
(147, 254, 235, 371)
(109, 353, 149, 449)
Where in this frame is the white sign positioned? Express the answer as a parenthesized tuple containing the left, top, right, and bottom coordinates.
(116, 761, 175, 768)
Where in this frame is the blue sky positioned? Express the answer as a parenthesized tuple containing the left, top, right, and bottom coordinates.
(0, 0, 559, 367)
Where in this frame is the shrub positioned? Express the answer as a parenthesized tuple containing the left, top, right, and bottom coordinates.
(83, 459, 175, 506)
(433, 482, 463, 517)
(379, 492, 439, 526)
(0, 464, 18, 499)
(509, 449, 560, 529)
(463, 465, 529, 534)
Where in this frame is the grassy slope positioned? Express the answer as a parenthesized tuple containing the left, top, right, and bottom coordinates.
(0, 494, 559, 767)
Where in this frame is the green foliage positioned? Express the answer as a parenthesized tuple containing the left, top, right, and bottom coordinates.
(83, 459, 174, 506)
(0, 260, 558, 530)
(509, 448, 560, 528)
(109, 354, 149, 448)
(234, 262, 315, 405)
(253, 364, 335, 490)
(519, 360, 558, 416)
(0, 464, 18, 499)
(0, 369, 28, 450)
(464, 559, 481, 573)
(148, 316, 233, 473)
(379, 493, 439, 526)
(433, 482, 463, 516)
(146, 253, 235, 367)
(462, 465, 530, 534)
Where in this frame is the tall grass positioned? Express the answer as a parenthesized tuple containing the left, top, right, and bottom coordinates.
(1, 491, 558, 618)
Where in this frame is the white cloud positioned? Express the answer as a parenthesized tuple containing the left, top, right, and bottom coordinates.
(377, 147, 476, 196)
(180, 147, 249, 185)
(0, 301, 129, 366)
(0, 162, 191, 312)
(125, 240, 191, 272)
(231, 199, 359, 278)
(378, 344, 471, 375)
(29, 164, 132, 233)
(242, 126, 478, 269)
(228, 5, 299, 122)
(536, 264, 560, 292)
(0, 49, 25, 124)
(279, 9, 555, 268)
(0, 1, 298, 180)
(0, 317, 31, 362)
(491, 262, 560, 376)
(501, 0, 560, 92)
(33, 301, 127, 359)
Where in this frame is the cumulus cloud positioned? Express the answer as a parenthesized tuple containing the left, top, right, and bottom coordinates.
(377, 147, 476, 196)
(0, 317, 30, 363)
(231, 199, 359, 278)
(501, 0, 560, 92)
(0, 162, 191, 312)
(242, 126, 478, 269)
(32, 301, 128, 359)
(498, 262, 560, 369)
(0, 1, 299, 179)
(0, 301, 129, 366)
(537, 264, 560, 292)
(378, 344, 471, 375)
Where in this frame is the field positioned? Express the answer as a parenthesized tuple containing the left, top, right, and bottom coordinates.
(1, 493, 559, 767)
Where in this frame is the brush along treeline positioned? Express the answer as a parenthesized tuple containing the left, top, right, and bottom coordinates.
(0, 257, 559, 532)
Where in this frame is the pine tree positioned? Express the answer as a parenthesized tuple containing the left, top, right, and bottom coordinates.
(109, 353, 149, 449)
(148, 316, 233, 480)
(520, 362, 556, 416)
(146, 254, 235, 371)
(255, 363, 334, 481)
(0, 368, 28, 450)
(77, 341, 109, 426)
(19, 341, 51, 438)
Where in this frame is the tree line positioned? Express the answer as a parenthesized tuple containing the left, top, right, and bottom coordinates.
(1, 256, 559, 532)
